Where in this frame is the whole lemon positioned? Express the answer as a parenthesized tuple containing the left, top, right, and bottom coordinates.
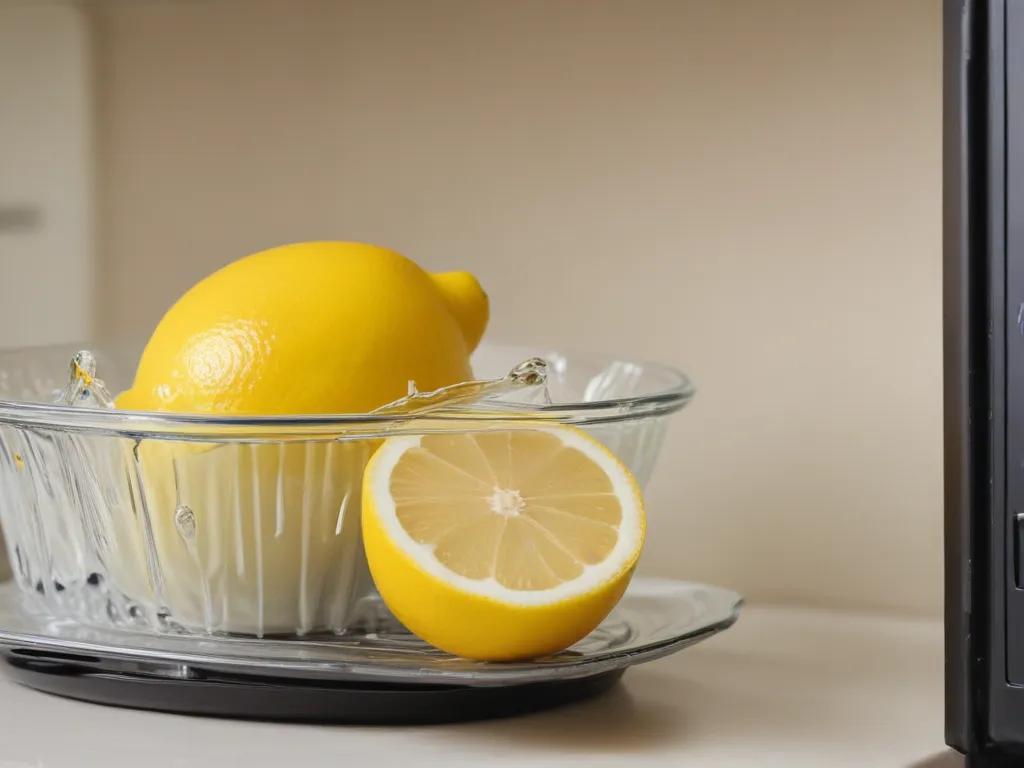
(116, 241, 488, 415)
(106, 242, 488, 635)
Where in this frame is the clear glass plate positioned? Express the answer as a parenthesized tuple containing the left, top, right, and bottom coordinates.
(0, 577, 741, 687)
(0, 342, 695, 638)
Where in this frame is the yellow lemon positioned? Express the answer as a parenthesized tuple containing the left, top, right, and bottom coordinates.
(115, 241, 489, 415)
(106, 242, 488, 635)
(361, 425, 646, 661)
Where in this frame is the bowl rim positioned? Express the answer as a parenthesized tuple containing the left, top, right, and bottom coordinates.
(0, 342, 695, 438)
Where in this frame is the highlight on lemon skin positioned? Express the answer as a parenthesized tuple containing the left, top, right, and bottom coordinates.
(361, 425, 646, 662)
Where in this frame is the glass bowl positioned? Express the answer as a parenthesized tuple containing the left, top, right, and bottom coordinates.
(0, 341, 693, 638)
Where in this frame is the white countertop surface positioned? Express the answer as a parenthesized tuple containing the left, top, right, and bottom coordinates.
(0, 605, 960, 768)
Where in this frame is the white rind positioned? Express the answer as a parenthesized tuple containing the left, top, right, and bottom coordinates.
(368, 425, 645, 607)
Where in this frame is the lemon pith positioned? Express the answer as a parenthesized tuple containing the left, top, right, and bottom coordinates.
(362, 425, 646, 661)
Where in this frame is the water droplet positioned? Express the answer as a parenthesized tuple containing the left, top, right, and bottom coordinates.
(173, 504, 213, 632)
(53, 350, 114, 408)
(507, 357, 548, 387)
(372, 357, 552, 416)
(174, 505, 196, 539)
(73, 350, 98, 383)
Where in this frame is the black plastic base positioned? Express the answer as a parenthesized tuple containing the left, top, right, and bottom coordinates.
(966, 754, 1024, 767)
(966, 756, 1023, 767)
(0, 653, 625, 725)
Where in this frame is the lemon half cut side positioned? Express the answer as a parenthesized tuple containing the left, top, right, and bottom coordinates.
(361, 425, 646, 661)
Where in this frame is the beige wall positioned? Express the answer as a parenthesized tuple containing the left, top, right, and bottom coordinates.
(0, 2, 93, 348)
(90, 0, 942, 615)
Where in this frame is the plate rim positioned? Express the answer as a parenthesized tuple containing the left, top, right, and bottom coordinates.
(0, 578, 743, 688)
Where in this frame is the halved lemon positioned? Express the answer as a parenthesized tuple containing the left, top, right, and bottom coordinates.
(361, 425, 646, 661)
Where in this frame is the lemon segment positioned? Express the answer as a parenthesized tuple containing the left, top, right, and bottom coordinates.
(362, 425, 646, 661)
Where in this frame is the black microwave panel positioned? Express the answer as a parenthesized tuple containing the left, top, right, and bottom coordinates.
(1008, 0, 1024, 689)
(933, 0, 1024, 757)
(942, 0, 1024, 758)
(1000, 0, 1024, 692)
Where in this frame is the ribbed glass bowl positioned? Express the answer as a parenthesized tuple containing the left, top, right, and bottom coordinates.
(0, 342, 693, 639)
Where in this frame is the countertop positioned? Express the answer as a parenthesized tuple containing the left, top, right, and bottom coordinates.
(0, 605, 958, 768)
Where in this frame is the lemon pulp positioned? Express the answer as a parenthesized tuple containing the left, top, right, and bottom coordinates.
(362, 426, 645, 661)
